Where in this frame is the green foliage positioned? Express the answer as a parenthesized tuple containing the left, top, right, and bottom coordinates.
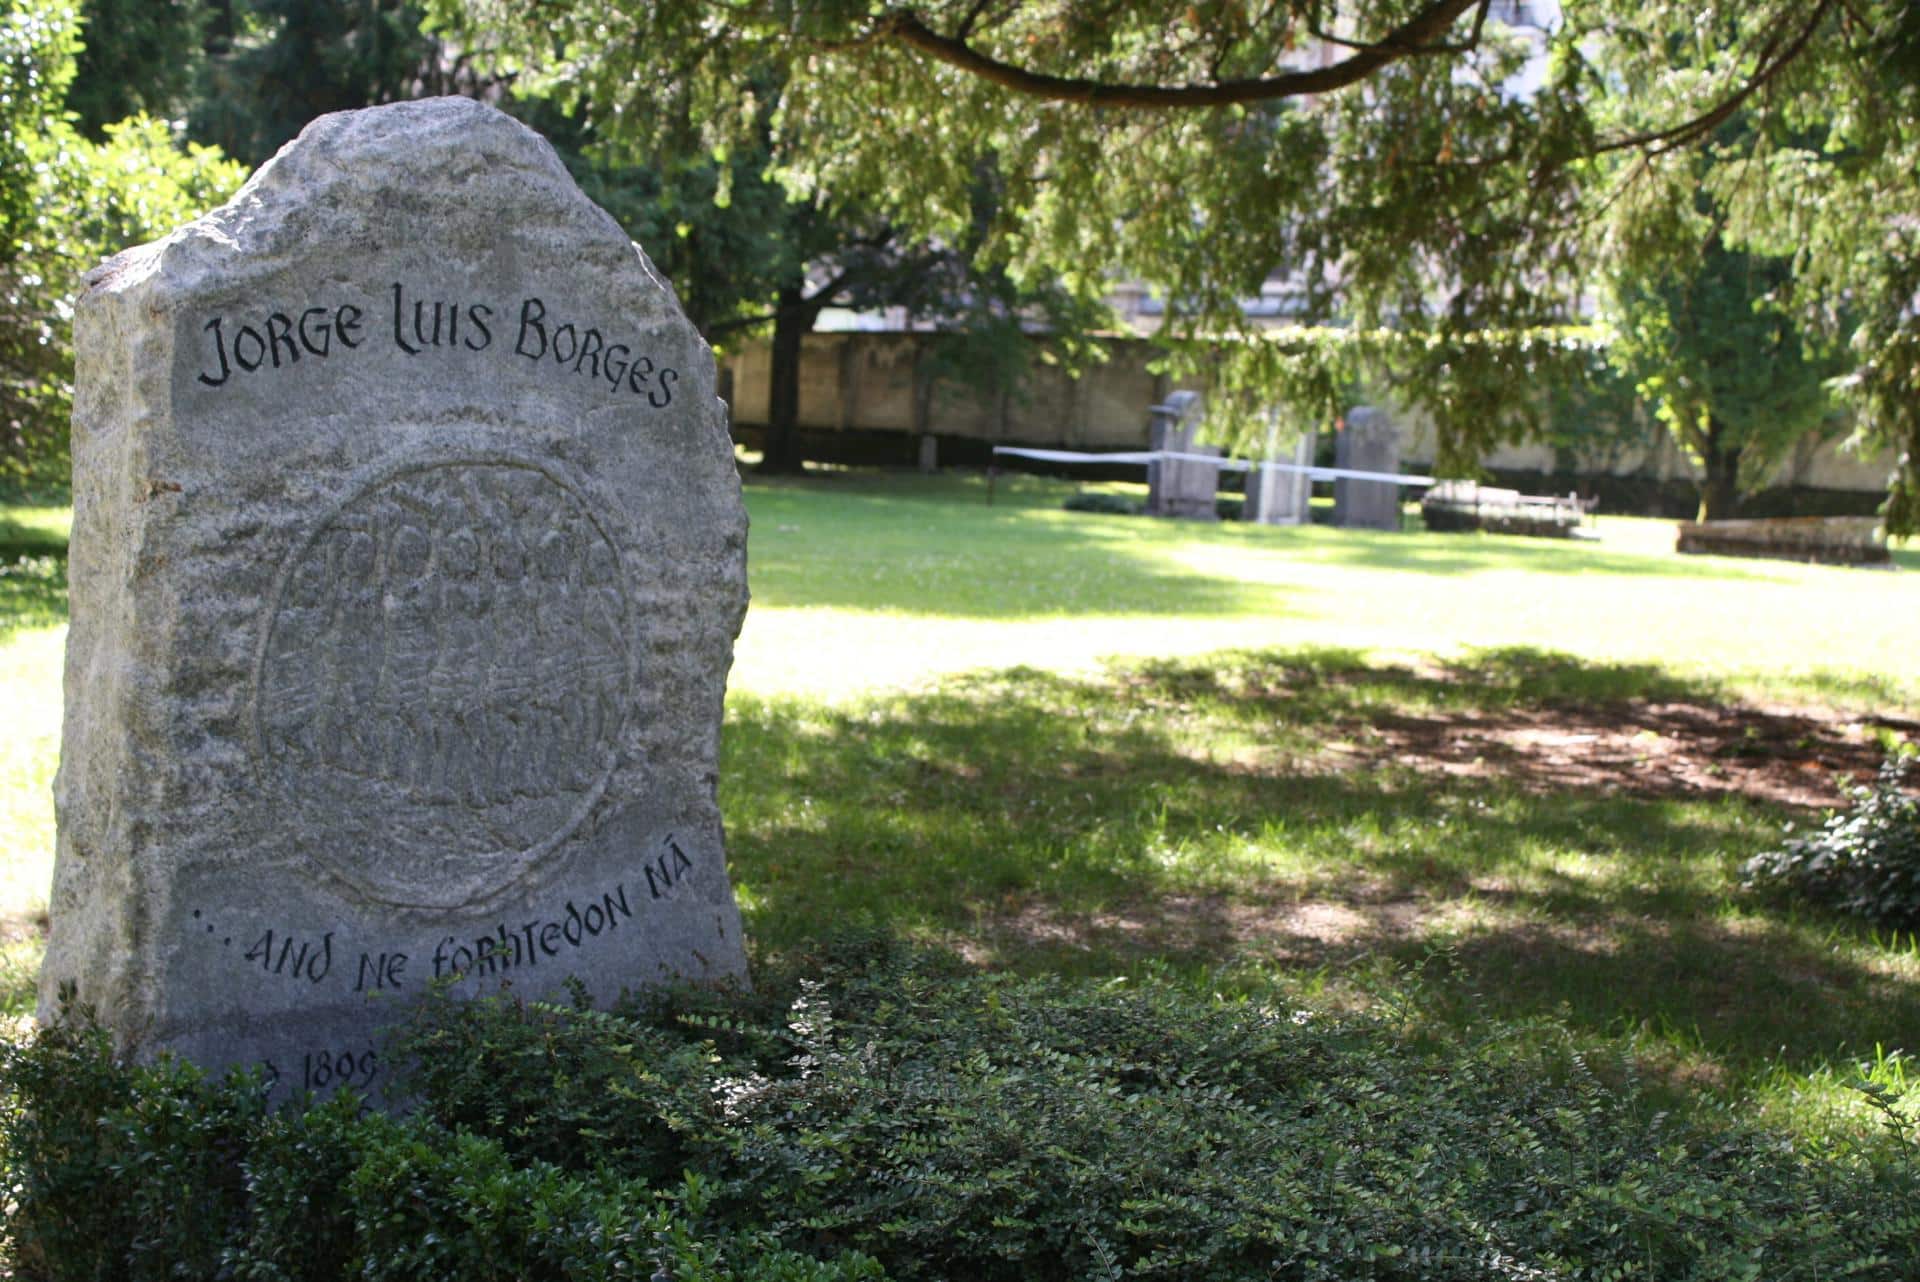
(435, 1, 1920, 526)
(7, 944, 1920, 1280)
(67, 0, 204, 137)
(0, 0, 78, 482)
(190, 0, 448, 168)
(1, 0, 79, 253)
(395, 980, 720, 1181)
(0, 1003, 884, 1281)
(1604, 223, 1844, 519)
(1746, 751, 1920, 929)
(0, 1007, 265, 1281)
(0, 0, 243, 482)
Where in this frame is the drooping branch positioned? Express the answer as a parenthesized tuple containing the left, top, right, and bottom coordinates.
(1592, 0, 1838, 156)
(1308, 0, 1491, 57)
(874, 0, 1486, 109)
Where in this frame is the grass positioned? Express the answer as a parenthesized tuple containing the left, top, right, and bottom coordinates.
(721, 647, 1919, 1140)
(735, 470, 1920, 708)
(0, 498, 67, 1012)
(3, 466, 1917, 1144)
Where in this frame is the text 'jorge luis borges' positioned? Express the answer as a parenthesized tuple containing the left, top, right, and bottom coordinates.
(193, 281, 678, 407)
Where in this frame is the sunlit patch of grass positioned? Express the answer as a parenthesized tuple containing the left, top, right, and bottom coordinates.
(0, 626, 59, 952)
(0, 553, 66, 641)
(733, 471, 1920, 711)
(0, 502, 71, 552)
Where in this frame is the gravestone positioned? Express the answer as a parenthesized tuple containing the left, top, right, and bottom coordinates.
(1146, 390, 1221, 520)
(1332, 406, 1402, 531)
(1245, 426, 1316, 526)
(39, 98, 750, 1101)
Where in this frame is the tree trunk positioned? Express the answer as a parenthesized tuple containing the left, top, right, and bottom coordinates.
(761, 284, 810, 474)
(1696, 416, 1743, 522)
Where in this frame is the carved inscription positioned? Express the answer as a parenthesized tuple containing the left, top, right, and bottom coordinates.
(260, 1044, 381, 1097)
(200, 832, 707, 1100)
(193, 280, 680, 408)
(255, 458, 635, 905)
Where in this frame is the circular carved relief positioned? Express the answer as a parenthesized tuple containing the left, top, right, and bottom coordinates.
(254, 457, 634, 908)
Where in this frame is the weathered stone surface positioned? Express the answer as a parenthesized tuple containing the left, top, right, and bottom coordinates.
(39, 98, 750, 1100)
(1676, 515, 1888, 566)
(1246, 428, 1315, 526)
(1333, 406, 1402, 531)
(1147, 391, 1220, 520)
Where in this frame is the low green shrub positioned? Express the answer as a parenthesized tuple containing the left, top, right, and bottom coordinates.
(396, 976, 718, 1182)
(0, 1006, 265, 1281)
(5, 940, 1917, 1281)
(1745, 749, 1920, 927)
(0, 998, 881, 1282)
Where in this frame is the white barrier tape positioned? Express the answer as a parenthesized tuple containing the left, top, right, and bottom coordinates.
(990, 445, 1435, 488)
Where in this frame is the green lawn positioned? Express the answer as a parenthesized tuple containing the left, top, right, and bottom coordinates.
(3, 468, 1917, 1143)
(735, 471, 1920, 708)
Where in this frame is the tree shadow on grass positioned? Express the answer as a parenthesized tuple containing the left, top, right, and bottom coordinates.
(0, 504, 70, 639)
(0, 550, 66, 640)
(722, 647, 1918, 1086)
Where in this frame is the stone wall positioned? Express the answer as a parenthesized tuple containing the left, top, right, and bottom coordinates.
(726, 332, 1169, 450)
(723, 332, 1897, 502)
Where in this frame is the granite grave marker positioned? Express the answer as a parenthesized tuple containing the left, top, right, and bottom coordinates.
(1246, 425, 1315, 526)
(1333, 405, 1403, 531)
(1146, 390, 1221, 521)
(39, 98, 750, 1100)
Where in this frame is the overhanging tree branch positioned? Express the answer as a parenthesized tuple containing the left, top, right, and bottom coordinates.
(1309, 0, 1491, 57)
(1593, 0, 1837, 156)
(874, 0, 1485, 108)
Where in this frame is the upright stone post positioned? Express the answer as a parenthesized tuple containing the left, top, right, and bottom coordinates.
(1333, 405, 1403, 531)
(40, 99, 751, 1100)
(1146, 390, 1221, 521)
(1246, 425, 1316, 526)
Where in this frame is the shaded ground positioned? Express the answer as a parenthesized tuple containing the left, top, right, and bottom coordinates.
(722, 646, 1919, 1119)
(1321, 682, 1907, 809)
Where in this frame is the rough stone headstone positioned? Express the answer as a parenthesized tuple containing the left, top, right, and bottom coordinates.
(39, 98, 750, 1101)
(1245, 426, 1315, 526)
(1146, 390, 1220, 520)
(1333, 406, 1402, 531)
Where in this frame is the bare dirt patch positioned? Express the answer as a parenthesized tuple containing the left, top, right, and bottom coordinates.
(1321, 701, 1910, 808)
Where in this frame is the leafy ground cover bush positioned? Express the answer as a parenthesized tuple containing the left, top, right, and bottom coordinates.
(1745, 750, 1920, 928)
(5, 938, 1916, 1282)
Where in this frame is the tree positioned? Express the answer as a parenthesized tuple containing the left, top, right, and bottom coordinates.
(2, 0, 244, 482)
(438, 0, 1920, 527)
(66, 0, 205, 138)
(190, 0, 466, 168)
(436, 1, 1111, 472)
(1606, 238, 1842, 521)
